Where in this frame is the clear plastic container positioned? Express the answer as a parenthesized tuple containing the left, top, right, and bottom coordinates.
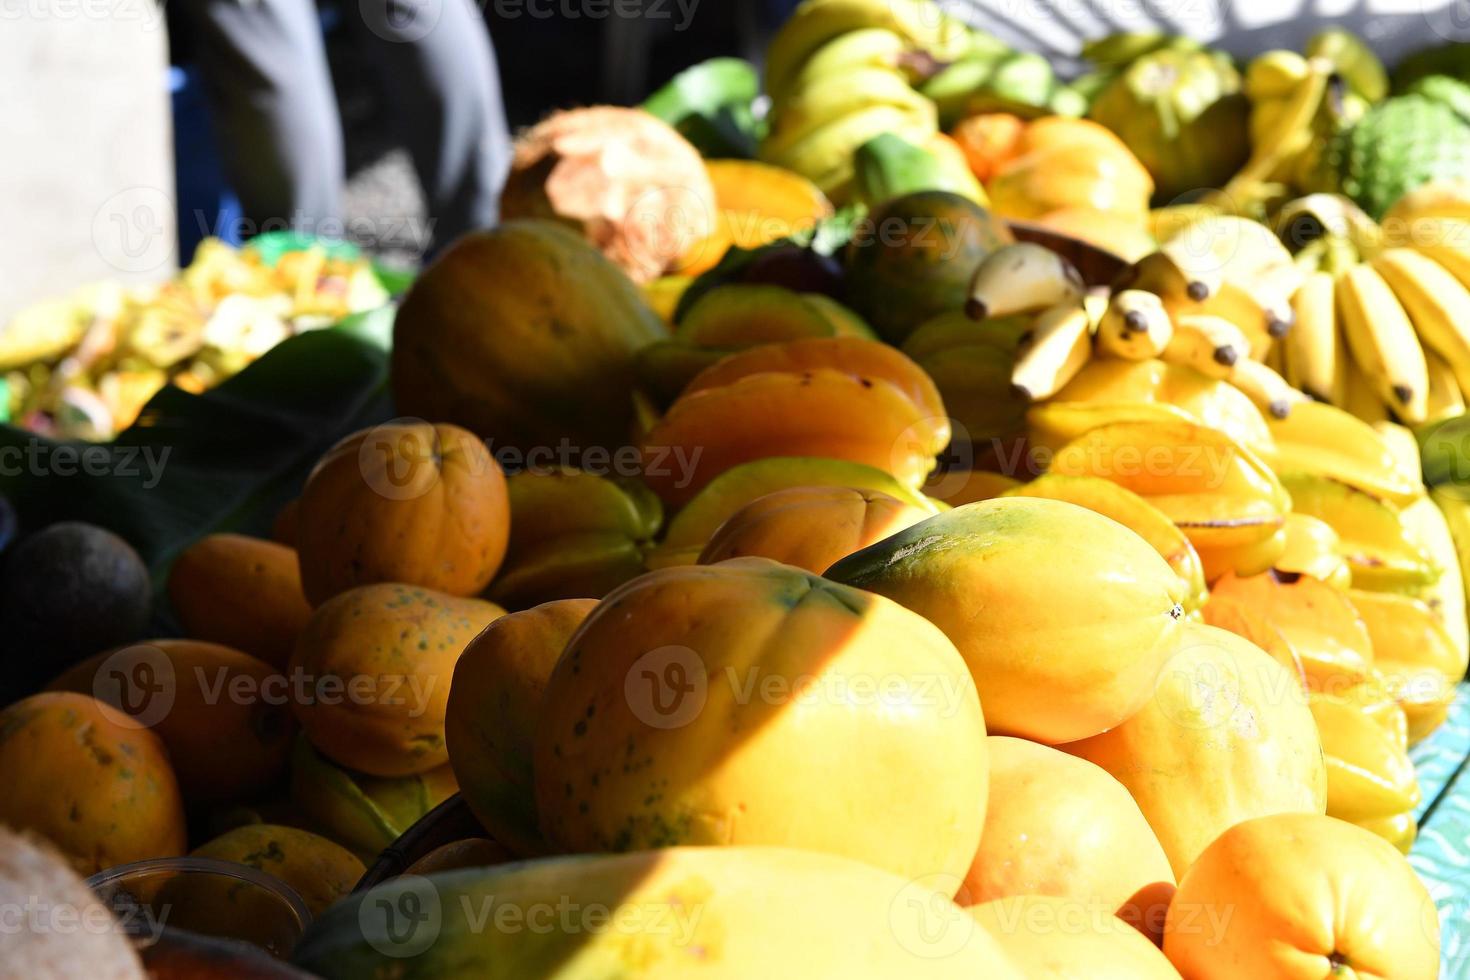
(86, 856, 311, 959)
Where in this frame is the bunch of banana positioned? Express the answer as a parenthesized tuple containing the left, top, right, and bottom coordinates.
(968, 231, 1307, 420)
(1267, 190, 1470, 429)
(486, 468, 663, 610)
(759, 0, 976, 199)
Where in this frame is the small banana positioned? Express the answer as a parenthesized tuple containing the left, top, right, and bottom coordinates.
(965, 243, 1086, 320)
(765, 0, 968, 103)
(784, 27, 910, 95)
(1370, 248, 1470, 396)
(1342, 355, 1389, 423)
(1423, 347, 1466, 423)
(1382, 179, 1470, 228)
(1160, 313, 1250, 379)
(761, 102, 935, 195)
(1094, 289, 1173, 360)
(1336, 262, 1430, 424)
(1284, 269, 1345, 403)
(1231, 358, 1306, 420)
(765, 66, 931, 152)
(1010, 301, 1093, 401)
(1121, 249, 1219, 304)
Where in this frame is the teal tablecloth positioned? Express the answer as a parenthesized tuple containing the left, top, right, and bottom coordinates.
(1410, 684, 1470, 977)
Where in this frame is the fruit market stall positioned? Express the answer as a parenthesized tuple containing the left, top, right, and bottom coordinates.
(6, 2, 1470, 977)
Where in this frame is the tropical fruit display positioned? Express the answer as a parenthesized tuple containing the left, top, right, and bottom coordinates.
(8, 2, 1470, 976)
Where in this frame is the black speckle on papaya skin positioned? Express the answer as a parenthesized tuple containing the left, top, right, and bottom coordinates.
(573, 719, 588, 738)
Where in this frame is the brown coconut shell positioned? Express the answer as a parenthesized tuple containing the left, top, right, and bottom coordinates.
(0, 827, 147, 979)
(500, 106, 716, 284)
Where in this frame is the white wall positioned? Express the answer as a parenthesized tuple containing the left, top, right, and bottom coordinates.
(0, 3, 176, 321)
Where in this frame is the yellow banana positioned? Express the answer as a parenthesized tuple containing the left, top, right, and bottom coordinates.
(1010, 301, 1093, 401)
(1230, 357, 1305, 420)
(1124, 249, 1219, 304)
(1093, 289, 1173, 360)
(761, 102, 935, 195)
(1371, 247, 1470, 396)
(765, 66, 931, 153)
(965, 243, 1086, 320)
(1382, 179, 1470, 227)
(783, 27, 910, 96)
(1284, 269, 1344, 403)
(1424, 347, 1466, 422)
(1342, 354, 1389, 423)
(765, 0, 965, 103)
(1160, 313, 1251, 379)
(1335, 263, 1429, 424)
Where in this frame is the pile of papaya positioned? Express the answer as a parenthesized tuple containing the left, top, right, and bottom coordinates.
(5, 18, 1470, 976)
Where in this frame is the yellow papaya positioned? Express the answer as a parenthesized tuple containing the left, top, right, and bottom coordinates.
(532, 559, 987, 887)
(0, 692, 186, 874)
(445, 598, 597, 856)
(192, 824, 364, 917)
(291, 584, 505, 776)
(828, 497, 1186, 744)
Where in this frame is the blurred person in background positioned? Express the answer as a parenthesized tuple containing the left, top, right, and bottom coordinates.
(177, 0, 512, 254)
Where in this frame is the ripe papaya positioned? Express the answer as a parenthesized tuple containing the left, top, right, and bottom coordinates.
(191, 824, 364, 917)
(0, 692, 186, 874)
(296, 421, 510, 606)
(1066, 623, 1328, 877)
(392, 220, 666, 454)
(167, 534, 312, 668)
(698, 486, 931, 573)
(827, 497, 1187, 744)
(291, 584, 505, 777)
(532, 559, 987, 887)
(293, 846, 1025, 978)
(445, 598, 597, 856)
(50, 640, 294, 805)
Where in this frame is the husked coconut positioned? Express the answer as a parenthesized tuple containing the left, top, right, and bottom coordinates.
(500, 106, 716, 283)
(0, 827, 146, 979)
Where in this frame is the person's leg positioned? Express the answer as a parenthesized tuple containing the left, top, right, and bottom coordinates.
(353, 0, 513, 251)
(184, 0, 345, 235)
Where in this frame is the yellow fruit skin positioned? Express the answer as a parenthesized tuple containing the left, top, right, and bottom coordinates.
(167, 533, 314, 670)
(49, 640, 294, 805)
(698, 485, 931, 573)
(192, 824, 364, 917)
(532, 559, 987, 888)
(294, 846, 1026, 978)
(0, 693, 186, 874)
(445, 598, 597, 856)
(291, 584, 505, 777)
(828, 497, 1187, 744)
(961, 737, 1176, 940)
(1163, 814, 1439, 979)
(1066, 624, 1328, 878)
(1308, 693, 1420, 824)
(970, 895, 1180, 979)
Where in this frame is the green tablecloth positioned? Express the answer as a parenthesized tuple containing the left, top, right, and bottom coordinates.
(1410, 683, 1470, 977)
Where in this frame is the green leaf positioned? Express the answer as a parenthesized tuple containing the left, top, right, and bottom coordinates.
(0, 323, 394, 581)
(642, 57, 763, 159)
